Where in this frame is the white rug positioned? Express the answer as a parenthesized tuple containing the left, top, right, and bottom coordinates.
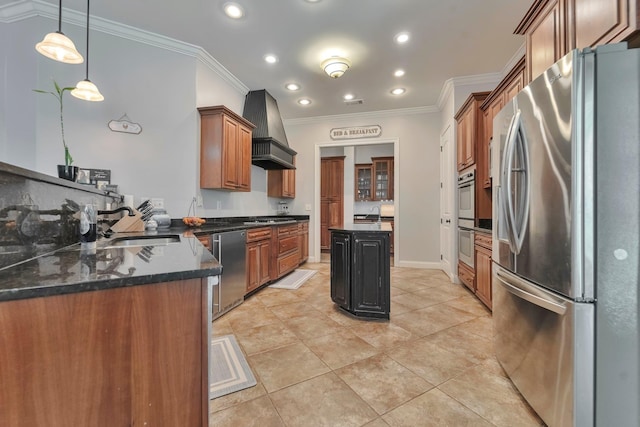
(210, 334, 256, 399)
(269, 269, 317, 290)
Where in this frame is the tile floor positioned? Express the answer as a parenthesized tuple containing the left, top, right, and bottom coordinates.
(209, 262, 544, 427)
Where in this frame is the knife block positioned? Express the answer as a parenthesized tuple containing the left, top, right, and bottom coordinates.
(110, 209, 145, 232)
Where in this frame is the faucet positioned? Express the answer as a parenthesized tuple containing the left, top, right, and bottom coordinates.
(97, 206, 135, 217)
(370, 206, 381, 223)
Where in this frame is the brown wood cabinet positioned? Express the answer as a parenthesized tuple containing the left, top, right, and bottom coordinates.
(268, 156, 296, 198)
(0, 280, 209, 427)
(198, 106, 255, 191)
(516, 0, 640, 83)
(474, 232, 493, 310)
(355, 163, 373, 201)
(455, 92, 490, 172)
(246, 227, 272, 293)
(372, 157, 394, 200)
(458, 260, 475, 291)
(298, 220, 309, 264)
(272, 223, 301, 278)
(321, 157, 344, 250)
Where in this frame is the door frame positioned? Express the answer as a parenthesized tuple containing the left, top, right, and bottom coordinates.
(439, 125, 456, 280)
(313, 138, 400, 265)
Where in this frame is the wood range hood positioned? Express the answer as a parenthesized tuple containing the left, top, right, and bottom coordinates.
(242, 89, 297, 170)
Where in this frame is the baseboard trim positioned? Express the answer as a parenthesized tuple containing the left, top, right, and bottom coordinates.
(395, 261, 442, 269)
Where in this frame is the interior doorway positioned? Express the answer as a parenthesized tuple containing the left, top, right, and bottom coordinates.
(313, 138, 400, 265)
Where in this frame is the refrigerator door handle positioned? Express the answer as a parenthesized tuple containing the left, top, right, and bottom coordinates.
(512, 117, 531, 255)
(501, 110, 520, 253)
(496, 267, 567, 315)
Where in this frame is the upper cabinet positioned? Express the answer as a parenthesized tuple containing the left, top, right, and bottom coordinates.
(516, 0, 640, 82)
(372, 157, 394, 201)
(455, 92, 490, 172)
(355, 163, 373, 201)
(268, 156, 296, 198)
(198, 106, 255, 191)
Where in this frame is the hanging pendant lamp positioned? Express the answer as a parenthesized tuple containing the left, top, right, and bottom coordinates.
(71, 0, 103, 101)
(35, 0, 84, 64)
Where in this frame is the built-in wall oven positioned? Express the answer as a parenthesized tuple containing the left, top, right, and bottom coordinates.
(457, 170, 475, 220)
(458, 218, 474, 268)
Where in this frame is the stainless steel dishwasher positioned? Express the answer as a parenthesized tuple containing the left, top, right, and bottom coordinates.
(209, 229, 246, 319)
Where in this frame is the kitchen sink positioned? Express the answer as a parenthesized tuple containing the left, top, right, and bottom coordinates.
(100, 234, 181, 248)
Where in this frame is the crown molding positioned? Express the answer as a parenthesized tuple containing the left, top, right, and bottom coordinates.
(1, 0, 249, 95)
(284, 105, 438, 126)
(501, 43, 526, 77)
(436, 72, 501, 111)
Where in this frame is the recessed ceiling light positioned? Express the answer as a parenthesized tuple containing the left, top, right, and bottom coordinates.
(343, 93, 355, 101)
(394, 32, 410, 44)
(394, 69, 405, 77)
(305, 0, 322, 2)
(298, 98, 311, 105)
(391, 88, 406, 95)
(223, 2, 244, 19)
(285, 83, 300, 91)
(264, 54, 278, 64)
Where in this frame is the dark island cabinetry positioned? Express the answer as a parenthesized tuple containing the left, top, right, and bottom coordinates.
(330, 225, 391, 319)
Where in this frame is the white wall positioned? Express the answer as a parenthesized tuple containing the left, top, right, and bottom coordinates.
(1, 16, 280, 218)
(354, 144, 394, 163)
(285, 110, 441, 267)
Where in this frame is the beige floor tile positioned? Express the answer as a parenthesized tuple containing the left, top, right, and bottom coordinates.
(387, 338, 477, 386)
(392, 304, 478, 338)
(456, 315, 494, 340)
(363, 418, 390, 427)
(248, 342, 330, 392)
(233, 321, 298, 355)
(423, 325, 494, 365)
(270, 372, 378, 427)
(439, 359, 543, 427)
(257, 289, 305, 306)
(390, 278, 431, 293)
(390, 286, 408, 297)
(225, 303, 281, 332)
(349, 320, 414, 350)
(390, 299, 415, 315)
(268, 301, 322, 320)
(283, 312, 346, 340)
(441, 295, 492, 317)
(209, 383, 268, 413)
(304, 329, 380, 370)
(212, 317, 234, 337)
(390, 292, 435, 311)
(382, 388, 494, 427)
(209, 395, 284, 427)
(335, 354, 433, 415)
(410, 285, 465, 306)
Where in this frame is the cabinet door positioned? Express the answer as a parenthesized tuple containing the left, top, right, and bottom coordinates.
(527, 0, 566, 82)
(222, 117, 240, 189)
(352, 233, 390, 316)
(456, 118, 467, 170)
(570, 0, 638, 49)
(238, 125, 252, 191)
(259, 240, 271, 285)
(246, 242, 260, 293)
(330, 232, 351, 309)
(355, 164, 372, 201)
(372, 157, 394, 200)
(320, 201, 330, 250)
(475, 245, 492, 309)
(456, 107, 474, 171)
(503, 70, 525, 105)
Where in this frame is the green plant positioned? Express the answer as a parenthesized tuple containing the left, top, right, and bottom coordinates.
(34, 80, 76, 166)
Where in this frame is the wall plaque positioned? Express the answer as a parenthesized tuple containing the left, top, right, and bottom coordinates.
(330, 125, 382, 140)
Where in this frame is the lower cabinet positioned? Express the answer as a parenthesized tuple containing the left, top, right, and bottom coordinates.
(458, 260, 475, 292)
(298, 220, 309, 264)
(474, 232, 492, 310)
(246, 227, 271, 293)
(272, 223, 300, 278)
(330, 229, 390, 319)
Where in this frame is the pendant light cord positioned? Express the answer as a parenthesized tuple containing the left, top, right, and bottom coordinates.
(57, 0, 62, 32)
(84, 0, 90, 79)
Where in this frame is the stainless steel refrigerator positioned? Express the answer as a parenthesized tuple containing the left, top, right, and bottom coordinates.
(492, 42, 639, 427)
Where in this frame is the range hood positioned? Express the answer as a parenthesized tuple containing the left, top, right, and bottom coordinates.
(242, 89, 297, 170)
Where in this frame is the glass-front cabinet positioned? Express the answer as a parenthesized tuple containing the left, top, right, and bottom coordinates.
(372, 156, 394, 201)
(355, 164, 372, 201)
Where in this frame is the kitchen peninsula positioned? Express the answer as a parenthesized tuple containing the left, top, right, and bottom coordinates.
(330, 222, 391, 319)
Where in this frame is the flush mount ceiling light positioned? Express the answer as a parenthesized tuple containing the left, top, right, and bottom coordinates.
(391, 88, 406, 95)
(343, 93, 355, 100)
(285, 83, 300, 91)
(394, 69, 405, 77)
(321, 56, 351, 79)
(264, 54, 278, 64)
(394, 32, 410, 44)
(298, 98, 311, 105)
(35, 0, 83, 64)
(71, 0, 103, 101)
(223, 2, 244, 18)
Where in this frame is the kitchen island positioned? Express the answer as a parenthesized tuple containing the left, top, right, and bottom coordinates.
(0, 231, 220, 427)
(330, 222, 391, 319)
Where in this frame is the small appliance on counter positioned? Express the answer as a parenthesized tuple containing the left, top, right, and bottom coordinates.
(150, 208, 171, 229)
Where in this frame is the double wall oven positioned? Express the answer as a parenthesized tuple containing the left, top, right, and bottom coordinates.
(457, 170, 475, 268)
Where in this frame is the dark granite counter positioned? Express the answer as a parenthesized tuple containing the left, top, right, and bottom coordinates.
(331, 222, 393, 232)
(0, 231, 221, 302)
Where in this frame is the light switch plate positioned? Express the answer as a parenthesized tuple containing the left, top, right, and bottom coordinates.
(151, 198, 164, 209)
(305, 204, 311, 211)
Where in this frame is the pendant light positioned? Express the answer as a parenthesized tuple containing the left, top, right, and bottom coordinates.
(35, 0, 84, 64)
(71, 0, 104, 101)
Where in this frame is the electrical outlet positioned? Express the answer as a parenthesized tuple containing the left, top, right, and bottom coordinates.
(151, 198, 164, 209)
(305, 204, 312, 211)
(216, 200, 221, 210)
(196, 195, 203, 207)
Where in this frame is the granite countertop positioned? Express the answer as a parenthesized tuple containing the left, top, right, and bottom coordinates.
(331, 222, 393, 232)
(0, 230, 221, 302)
(353, 214, 395, 221)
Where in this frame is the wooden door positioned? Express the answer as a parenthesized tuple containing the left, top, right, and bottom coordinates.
(246, 242, 259, 292)
(259, 240, 271, 285)
(320, 201, 330, 250)
(320, 157, 345, 251)
(475, 245, 492, 309)
(526, 0, 566, 82)
(569, 0, 639, 49)
(355, 164, 372, 201)
(238, 125, 252, 191)
(372, 157, 393, 200)
(222, 116, 239, 189)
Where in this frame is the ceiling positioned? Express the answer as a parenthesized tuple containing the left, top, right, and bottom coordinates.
(20, 0, 533, 119)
